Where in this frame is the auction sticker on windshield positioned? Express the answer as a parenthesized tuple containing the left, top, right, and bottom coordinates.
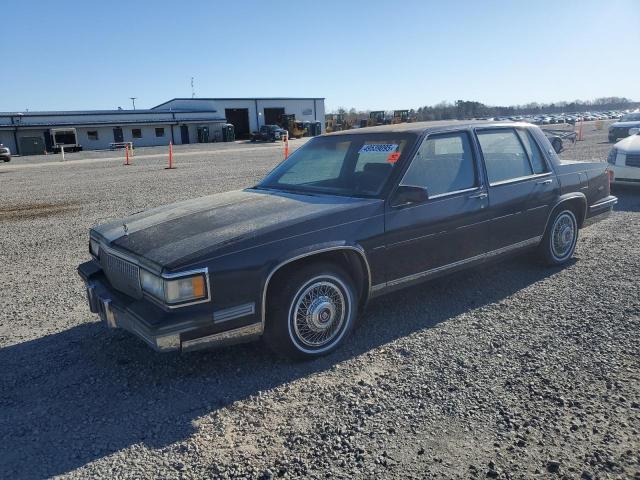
(358, 144, 399, 154)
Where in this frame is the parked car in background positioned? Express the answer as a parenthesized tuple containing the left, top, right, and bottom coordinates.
(251, 125, 287, 142)
(78, 121, 616, 359)
(608, 128, 640, 185)
(609, 113, 640, 143)
(0, 144, 11, 162)
(543, 132, 564, 153)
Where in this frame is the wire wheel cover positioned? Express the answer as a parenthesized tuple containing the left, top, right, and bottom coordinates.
(292, 280, 346, 348)
(551, 212, 576, 259)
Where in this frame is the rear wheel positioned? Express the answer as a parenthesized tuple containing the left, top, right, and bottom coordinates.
(539, 209, 578, 265)
(264, 262, 358, 359)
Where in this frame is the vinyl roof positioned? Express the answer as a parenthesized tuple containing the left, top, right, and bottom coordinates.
(326, 120, 522, 135)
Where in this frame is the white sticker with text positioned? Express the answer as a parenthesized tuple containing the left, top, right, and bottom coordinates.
(358, 144, 399, 154)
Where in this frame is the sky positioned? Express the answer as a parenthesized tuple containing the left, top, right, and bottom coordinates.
(2, 0, 639, 112)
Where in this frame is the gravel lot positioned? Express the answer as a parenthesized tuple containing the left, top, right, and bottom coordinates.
(1, 123, 638, 479)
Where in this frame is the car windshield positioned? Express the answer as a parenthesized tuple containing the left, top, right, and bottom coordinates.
(258, 133, 417, 197)
(621, 113, 640, 122)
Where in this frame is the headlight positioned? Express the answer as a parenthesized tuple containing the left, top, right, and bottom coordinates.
(140, 270, 208, 305)
(607, 148, 617, 165)
(89, 238, 101, 258)
(140, 270, 164, 300)
(165, 275, 207, 304)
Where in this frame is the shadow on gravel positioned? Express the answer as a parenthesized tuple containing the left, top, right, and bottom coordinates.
(611, 185, 640, 212)
(0, 255, 569, 478)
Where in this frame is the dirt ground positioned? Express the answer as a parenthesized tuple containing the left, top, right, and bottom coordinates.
(1, 122, 638, 479)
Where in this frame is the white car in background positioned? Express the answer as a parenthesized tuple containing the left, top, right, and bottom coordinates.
(608, 128, 640, 185)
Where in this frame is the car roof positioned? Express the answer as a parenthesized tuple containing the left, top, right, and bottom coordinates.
(326, 120, 531, 136)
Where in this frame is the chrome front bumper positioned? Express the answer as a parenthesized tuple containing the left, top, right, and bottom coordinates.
(84, 278, 262, 353)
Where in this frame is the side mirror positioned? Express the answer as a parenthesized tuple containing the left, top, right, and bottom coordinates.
(391, 185, 428, 206)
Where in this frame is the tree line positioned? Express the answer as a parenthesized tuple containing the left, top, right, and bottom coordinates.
(331, 97, 639, 122)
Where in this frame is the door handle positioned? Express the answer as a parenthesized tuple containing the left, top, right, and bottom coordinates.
(536, 179, 553, 185)
(469, 192, 488, 199)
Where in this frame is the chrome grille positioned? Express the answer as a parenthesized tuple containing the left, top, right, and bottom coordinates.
(100, 250, 142, 299)
(625, 154, 640, 168)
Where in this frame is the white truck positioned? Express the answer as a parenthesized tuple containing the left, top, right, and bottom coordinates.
(50, 128, 83, 153)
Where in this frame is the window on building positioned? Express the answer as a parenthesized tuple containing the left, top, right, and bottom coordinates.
(401, 132, 477, 197)
(132, 128, 142, 139)
(155, 127, 165, 137)
(87, 131, 99, 141)
(476, 129, 533, 184)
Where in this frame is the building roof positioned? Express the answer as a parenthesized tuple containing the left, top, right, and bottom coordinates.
(152, 97, 325, 109)
(0, 109, 217, 117)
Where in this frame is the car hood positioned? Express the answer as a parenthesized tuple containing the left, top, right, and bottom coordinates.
(93, 189, 382, 270)
(614, 134, 640, 153)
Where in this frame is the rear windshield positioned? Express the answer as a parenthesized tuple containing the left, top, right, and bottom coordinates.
(258, 133, 417, 197)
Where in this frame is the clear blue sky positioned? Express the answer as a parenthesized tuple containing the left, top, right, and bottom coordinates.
(2, 0, 638, 112)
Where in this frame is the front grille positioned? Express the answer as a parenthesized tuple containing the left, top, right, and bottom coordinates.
(625, 154, 640, 168)
(100, 250, 142, 299)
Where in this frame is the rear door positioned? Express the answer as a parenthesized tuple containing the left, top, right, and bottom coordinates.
(384, 130, 490, 282)
(475, 127, 558, 251)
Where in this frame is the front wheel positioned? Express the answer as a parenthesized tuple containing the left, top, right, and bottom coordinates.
(264, 262, 358, 359)
(539, 209, 578, 265)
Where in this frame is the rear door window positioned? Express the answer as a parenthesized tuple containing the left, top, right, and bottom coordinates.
(517, 130, 548, 174)
(476, 129, 533, 184)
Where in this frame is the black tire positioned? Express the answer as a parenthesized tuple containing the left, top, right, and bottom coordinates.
(538, 208, 578, 266)
(263, 262, 358, 360)
(552, 138, 562, 153)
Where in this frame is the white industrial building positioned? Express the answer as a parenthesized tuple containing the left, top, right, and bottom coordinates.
(153, 97, 325, 138)
(0, 97, 325, 155)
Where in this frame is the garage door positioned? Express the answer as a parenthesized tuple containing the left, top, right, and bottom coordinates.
(225, 109, 250, 139)
(264, 107, 285, 126)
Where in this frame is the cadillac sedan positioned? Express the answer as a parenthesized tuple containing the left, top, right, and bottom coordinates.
(79, 121, 616, 359)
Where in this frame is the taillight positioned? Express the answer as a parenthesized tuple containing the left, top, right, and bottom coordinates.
(607, 169, 614, 187)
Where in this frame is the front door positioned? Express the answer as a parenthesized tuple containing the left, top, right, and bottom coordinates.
(475, 127, 558, 251)
(180, 125, 190, 144)
(385, 130, 490, 283)
(113, 127, 123, 143)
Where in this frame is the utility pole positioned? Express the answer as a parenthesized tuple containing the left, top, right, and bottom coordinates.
(130, 97, 137, 110)
(191, 77, 195, 98)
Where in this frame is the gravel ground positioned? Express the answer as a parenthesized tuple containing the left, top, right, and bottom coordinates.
(0, 124, 638, 479)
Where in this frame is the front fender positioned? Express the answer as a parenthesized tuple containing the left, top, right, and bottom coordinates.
(258, 242, 372, 328)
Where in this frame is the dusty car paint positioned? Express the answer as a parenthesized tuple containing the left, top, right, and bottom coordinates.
(79, 121, 617, 353)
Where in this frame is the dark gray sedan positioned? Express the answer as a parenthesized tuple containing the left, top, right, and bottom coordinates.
(79, 121, 616, 359)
